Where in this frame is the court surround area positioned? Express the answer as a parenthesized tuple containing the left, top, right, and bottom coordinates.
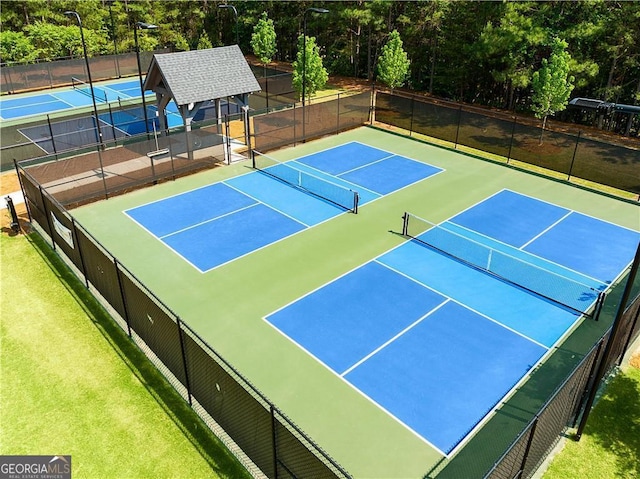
(58, 127, 640, 478)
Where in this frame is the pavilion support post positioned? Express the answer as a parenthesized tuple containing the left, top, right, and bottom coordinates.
(185, 117, 194, 161)
(179, 102, 204, 161)
(243, 105, 251, 150)
(215, 99, 222, 135)
(156, 93, 172, 136)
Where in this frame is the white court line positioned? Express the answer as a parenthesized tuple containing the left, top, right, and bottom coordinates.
(340, 300, 450, 377)
(374, 258, 550, 350)
(222, 179, 312, 228)
(160, 203, 259, 239)
(521, 210, 573, 248)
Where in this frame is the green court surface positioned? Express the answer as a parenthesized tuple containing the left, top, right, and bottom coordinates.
(71, 126, 640, 478)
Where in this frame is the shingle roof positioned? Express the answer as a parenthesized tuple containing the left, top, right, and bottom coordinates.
(145, 45, 261, 106)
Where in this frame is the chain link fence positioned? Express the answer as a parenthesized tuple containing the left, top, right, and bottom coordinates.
(17, 120, 230, 208)
(253, 91, 371, 152)
(2, 59, 296, 171)
(374, 90, 640, 199)
(1, 50, 165, 94)
(17, 166, 353, 479)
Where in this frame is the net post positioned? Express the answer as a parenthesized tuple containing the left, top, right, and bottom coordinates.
(593, 291, 606, 321)
(353, 192, 359, 214)
(251, 149, 256, 169)
(401, 212, 409, 236)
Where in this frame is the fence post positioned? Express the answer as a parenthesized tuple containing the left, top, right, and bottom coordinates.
(454, 105, 462, 148)
(265, 71, 270, 110)
(571, 338, 605, 428)
(114, 259, 133, 338)
(336, 93, 341, 135)
(46, 115, 58, 156)
(40, 186, 56, 251)
(71, 219, 89, 288)
(409, 95, 415, 137)
(13, 161, 32, 224)
(576, 241, 640, 439)
(166, 126, 177, 181)
(270, 405, 279, 479)
(369, 83, 375, 125)
(517, 417, 539, 476)
(95, 147, 109, 201)
(4, 64, 15, 94)
(176, 318, 193, 406)
(506, 116, 517, 163)
(108, 103, 118, 146)
(46, 62, 53, 89)
(293, 102, 298, 147)
(567, 130, 581, 181)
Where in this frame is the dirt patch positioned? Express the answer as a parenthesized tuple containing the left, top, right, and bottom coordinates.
(518, 138, 564, 156)
(630, 353, 640, 369)
(1, 172, 20, 196)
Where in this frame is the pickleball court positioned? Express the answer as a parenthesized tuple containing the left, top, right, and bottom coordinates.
(125, 142, 443, 271)
(265, 189, 639, 455)
(68, 127, 640, 477)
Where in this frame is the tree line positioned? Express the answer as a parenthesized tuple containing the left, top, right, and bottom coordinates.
(2, 1, 639, 115)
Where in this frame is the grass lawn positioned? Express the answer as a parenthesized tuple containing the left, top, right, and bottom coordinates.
(0, 231, 250, 479)
(542, 362, 640, 479)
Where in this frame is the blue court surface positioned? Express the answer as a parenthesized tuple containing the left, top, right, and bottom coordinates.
(265, 189, 639, 455)
(0, 78, 149, 120)
(125, 142, 443, 271)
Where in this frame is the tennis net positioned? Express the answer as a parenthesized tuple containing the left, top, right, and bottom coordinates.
(72, 77, 108, 103)
(401, 212, 605, 317)
(252, 150, 359, 213)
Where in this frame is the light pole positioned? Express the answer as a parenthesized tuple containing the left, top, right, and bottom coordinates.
(65, 11, 104, 149)
(302, 7, 329, 142)
(218, 4, 238, 45)
(134, 21, 158, 136)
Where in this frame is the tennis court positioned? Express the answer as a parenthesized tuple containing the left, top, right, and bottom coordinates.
(125, 141, 443, 271)
(266, 189, 638, 456)
(70, 127, 640, 478)
(0, 78, 145, 120)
